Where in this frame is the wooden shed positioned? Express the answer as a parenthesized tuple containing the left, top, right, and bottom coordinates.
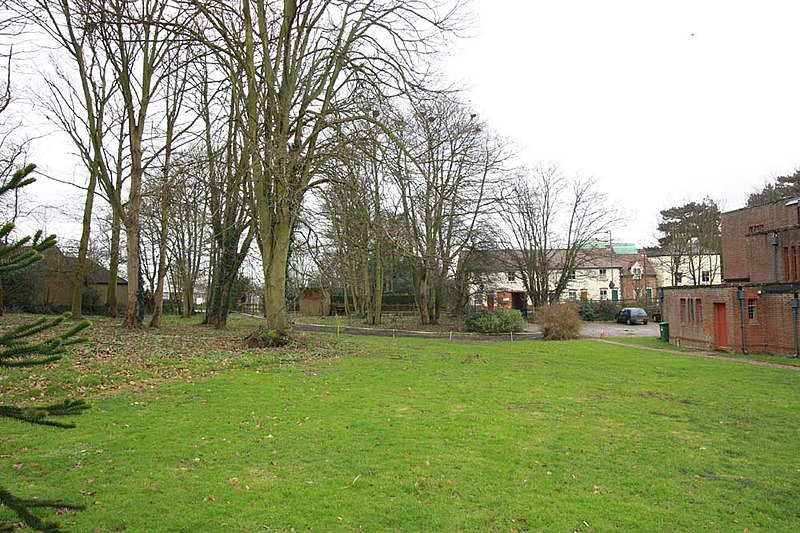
(298, 287, 331, 316)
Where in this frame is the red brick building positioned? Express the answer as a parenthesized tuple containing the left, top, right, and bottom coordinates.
(663, 199, 800, 356)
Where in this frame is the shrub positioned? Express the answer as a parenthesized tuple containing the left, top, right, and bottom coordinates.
(578, 300, 620, 322)
(82, 287, 103, 315)
(536, 302, 582, 340)
(465, 309, 526, 334)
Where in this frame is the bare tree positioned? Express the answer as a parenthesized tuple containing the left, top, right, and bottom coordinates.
(169, 158, 209, 317)
(388, 95, 507, 324)
(20, 0, 197, 326)
(503, 164, 617, 307)
(37, 44, 122, 319)
(318, 108, 392, 324)
(187, 0, 462, 333)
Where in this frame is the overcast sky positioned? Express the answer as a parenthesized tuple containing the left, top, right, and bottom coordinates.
(19, 0, 800, 247)
(444, 0, 800, 245)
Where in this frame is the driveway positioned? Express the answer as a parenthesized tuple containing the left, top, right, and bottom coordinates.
(525, 321, 661, 338)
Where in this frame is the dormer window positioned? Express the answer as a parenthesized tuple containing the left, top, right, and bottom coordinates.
(631, 262, 643, 280)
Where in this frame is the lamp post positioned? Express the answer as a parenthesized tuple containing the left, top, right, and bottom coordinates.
(608, 231, 616, 301)
(737, 286, 748, 355)
(792, 292, 799, 358)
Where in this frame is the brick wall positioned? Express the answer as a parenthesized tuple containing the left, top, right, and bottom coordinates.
(722, 202, 800, 281)
(664, 284, 800, 356)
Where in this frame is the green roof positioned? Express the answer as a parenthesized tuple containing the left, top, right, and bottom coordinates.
(582, 242, 639, 255)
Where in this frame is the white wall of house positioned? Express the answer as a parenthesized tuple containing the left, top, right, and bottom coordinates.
(649, 254, 721, 287)
(472, 266, 626, 305)
(562, 266, 624, 301)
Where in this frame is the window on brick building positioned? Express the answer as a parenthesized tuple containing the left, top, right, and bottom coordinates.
(793, 246, 798, 281)
(680, 298, 686, 322)
(747, 299, 757, 320)
(688, 298, 695, 322)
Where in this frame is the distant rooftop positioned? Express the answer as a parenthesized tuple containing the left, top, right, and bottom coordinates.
(582, 242, 639, 255)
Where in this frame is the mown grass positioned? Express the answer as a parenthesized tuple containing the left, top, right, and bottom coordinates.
(608, 336, 701, 352)
(610, 335, 800, 367)
(2, 315, 800, 530)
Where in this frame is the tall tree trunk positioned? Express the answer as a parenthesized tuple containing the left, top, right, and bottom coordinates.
(122, 222, 141, 328)
(180, 270, 194, 318)
(70, 166, 97, 319)
(122, 126, 144, 328)
(149, 179, 170, 328)
(105, 194, 122, 317)
(262, 219, 292, 333)
(415, 267, 431, 324)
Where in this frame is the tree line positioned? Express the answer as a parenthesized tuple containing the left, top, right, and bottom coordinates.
(1, 0, 625, 330)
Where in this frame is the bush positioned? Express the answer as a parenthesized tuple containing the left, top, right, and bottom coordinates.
(82, 287, 103, 315)
(536, 302, 582, 340)
(578, 300, 620, 322)
(465, 309, 526, 334)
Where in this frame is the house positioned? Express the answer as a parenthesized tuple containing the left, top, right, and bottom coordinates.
(646, 248, 722, 287)
(464, 244, 659, 312)
(663, 199, 800, 356)
(3, 246, 128, 311)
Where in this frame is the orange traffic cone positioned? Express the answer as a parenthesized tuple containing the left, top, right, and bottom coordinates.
(599, 329, 606, 340)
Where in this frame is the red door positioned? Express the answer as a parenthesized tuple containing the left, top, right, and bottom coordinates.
(714, 303, 728, 349)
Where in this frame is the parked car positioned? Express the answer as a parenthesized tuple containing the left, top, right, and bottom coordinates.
(615, 307, 649, 325)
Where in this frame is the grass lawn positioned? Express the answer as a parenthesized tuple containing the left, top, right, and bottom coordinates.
(608, 336, 701, 352)
(2, 314, 800, 530)
(610, 335, 800, 367)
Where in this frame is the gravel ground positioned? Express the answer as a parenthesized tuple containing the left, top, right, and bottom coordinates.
(524, 320, 661, 338)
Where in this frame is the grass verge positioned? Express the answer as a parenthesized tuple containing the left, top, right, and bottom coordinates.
(609, 335, 800, 367)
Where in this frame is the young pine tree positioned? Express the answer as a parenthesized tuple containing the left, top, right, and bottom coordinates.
(0, 164, 91, 531)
